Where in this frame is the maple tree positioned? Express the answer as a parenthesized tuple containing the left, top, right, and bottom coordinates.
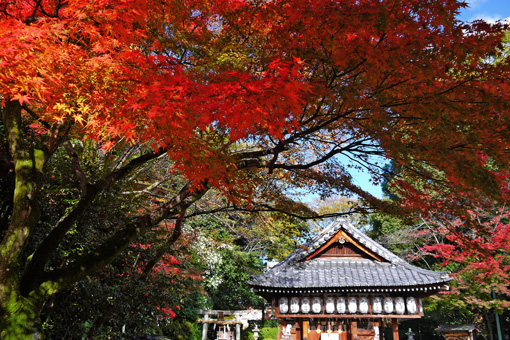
(420, 210, 510, 338)
(372, 159, 510, 338)
(2, 0, 510, 338)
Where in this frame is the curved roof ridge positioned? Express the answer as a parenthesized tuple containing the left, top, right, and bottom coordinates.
(274, 219, 344, 268)
(266, 218, 448, 271)
(278, 218, 409, 267)
(339, 219, 407, 265)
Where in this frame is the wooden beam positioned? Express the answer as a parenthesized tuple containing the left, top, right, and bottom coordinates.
(275, 311, 421, 319)
(392, 319, 399, 340)
(197, 319, 244, 325)
(279, 319, 285, 340)
(198, 309, 250, 315)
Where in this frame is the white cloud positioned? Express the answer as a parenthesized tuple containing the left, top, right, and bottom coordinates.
(468, 14, 510, 23)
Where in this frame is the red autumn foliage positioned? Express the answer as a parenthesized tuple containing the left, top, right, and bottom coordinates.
(423, 209, 510, 309)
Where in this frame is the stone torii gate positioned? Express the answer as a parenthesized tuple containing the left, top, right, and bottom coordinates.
(197, 309, 262, 340)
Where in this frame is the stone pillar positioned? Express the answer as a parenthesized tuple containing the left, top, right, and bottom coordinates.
(236, 323, 241, 340)
(202, 314, 208, 340)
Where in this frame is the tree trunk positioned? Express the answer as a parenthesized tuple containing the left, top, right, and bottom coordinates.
(0, 100, 47, 339)
(0, 288, 44, 340)
(484, 309, 495, 340)
(0, 101, 209, 338)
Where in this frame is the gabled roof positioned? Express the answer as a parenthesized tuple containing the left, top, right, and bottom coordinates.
(249, 219, 451, 289)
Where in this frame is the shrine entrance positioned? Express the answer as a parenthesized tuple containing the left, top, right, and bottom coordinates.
(279, 318, 386, 340)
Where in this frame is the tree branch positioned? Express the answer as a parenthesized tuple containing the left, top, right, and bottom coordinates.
(37, 180, 208, 294)
(138, 210, 186, 281)
(20, 148, 166, 295)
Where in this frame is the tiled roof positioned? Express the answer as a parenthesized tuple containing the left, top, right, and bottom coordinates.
(249, 258, 449, 288)
(436, 325, 479, 333)
(249, 219, 451, 289)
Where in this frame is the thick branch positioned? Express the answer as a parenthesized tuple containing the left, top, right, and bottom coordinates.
(234, 107, 358, 162)
(39, 180, 208, 293)
(236, 138, 382, 174)
(138, 210, 186, 281)
(185, 204, 370, 221)
(20, 148, 165, 295)
(41, 220, 142, 288)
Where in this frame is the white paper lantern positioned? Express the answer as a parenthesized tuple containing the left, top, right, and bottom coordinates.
(348, 297, 357, 314)
(290, 297, 300, 314)
(406, 297, 417, 314)
(383, 297, 394, 314)
(279, 297, 289, 314)
(312, 297, 322, 314)
(359, 297, 369, 314)
(301, 297, 310, 314)
(395, 297, 405, 315)
(419, 298, 424, 316)
(336, 297, 346, 314)
(372, 296, 383, 314)
(325, 297, 335, 314)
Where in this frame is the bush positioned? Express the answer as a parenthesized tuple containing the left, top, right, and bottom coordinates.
(241, 329, 254, 340)
(260, 326, 278, 340)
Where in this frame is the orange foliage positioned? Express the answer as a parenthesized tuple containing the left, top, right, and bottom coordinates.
(2, 0, 510, 213)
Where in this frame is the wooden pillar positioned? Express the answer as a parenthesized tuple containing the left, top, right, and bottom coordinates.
(295, 320, 302, 340)
(201, 314, 209, 340)
(302, 319, 309, 339)
(351, 320, 358, 340)
(379, 320, 385, 340)
(392, 319, 399, 340)
(278, 318, 285, 340)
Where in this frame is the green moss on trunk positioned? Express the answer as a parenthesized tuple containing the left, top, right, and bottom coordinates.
(0, 289, 44, 340)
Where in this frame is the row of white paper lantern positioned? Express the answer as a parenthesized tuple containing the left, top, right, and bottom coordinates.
(278, 296, 420, 315)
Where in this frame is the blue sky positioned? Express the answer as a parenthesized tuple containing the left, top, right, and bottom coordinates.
(459, 0, 510, 22)
(342, 0, 510, 200)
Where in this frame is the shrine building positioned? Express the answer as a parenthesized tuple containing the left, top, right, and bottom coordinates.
(248, 219, 452, 340)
